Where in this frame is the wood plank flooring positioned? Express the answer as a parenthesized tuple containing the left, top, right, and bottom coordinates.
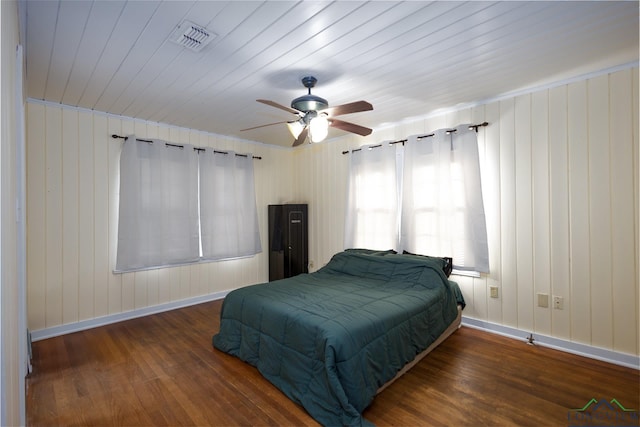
(27, 299, 639, 426)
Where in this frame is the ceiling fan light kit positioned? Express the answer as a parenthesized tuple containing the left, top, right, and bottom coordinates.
(309, 115, 329, 143)
(286, 120, 305, 139)
(243, 76, 373, 146)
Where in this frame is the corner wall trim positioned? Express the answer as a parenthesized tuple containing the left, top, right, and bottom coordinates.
(462, 317, 639, 370)
(30, 291, 230, 342)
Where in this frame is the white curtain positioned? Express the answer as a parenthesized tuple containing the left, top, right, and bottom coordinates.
(344, 143, 400, 251)
(199, 150, 262, 260)
(116, 139, 200, 272)
(401, 125, 489, 272)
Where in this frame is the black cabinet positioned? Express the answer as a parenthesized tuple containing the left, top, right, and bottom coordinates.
(268, 204, 308, 281)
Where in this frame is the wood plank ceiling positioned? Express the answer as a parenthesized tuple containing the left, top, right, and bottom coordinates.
(23, 1, 639, 147)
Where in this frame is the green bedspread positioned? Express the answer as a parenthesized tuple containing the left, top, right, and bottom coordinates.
(212, 250, 465, 426)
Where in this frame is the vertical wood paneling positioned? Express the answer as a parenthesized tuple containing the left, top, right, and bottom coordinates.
(514, 95, 534, 331)
(320, 143, 331, 267)
(305, 145, 316, 268)
(93, 115, 109, 318)
(319, 144, 329, 261)
(134, 270, 149, 310)
(45, 106, 63, 327)
(311, 145, 319, 267)
(531, 90, 551, 335)
(147, 267, 160, 307)
(61, 108, 79, 324)
(180, 266, 192, 301)
(548, 86, 571, 339)
(608, 69, 636, 354)
(334, 141, 350, 263)
(587, 75, 613, 349)
(567, 80, 591, 345)
(77, 110, 95, 321)
(425, 115, 447, 132)
(26, 103, 46, 329)
(3, 7, 23, 423)
(499, 99, 518, 328)
(454, 108, 472, 125)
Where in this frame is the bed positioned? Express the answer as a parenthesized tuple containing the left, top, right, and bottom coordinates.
(212, 249, 465, 426)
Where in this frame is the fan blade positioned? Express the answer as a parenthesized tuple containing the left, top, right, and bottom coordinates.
(257, 99, 300, 115)
(240, 121, 288, 131)
(322, 100, 372, 117)
(292, 127, 309, 147)
(329, 118, 372, 136)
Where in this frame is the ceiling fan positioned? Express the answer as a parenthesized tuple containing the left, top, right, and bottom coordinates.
(241, 76, 373, 146)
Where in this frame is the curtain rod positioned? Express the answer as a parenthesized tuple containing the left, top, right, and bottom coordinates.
(341, 121, 488, 155)
(111, 134, 262, 159)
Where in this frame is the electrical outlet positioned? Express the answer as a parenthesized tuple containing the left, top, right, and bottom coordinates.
(537, 293, 549, 308)
(489, 286, 499, 298)
(309, 260, 314, 269)
(553, 296, 563, 310)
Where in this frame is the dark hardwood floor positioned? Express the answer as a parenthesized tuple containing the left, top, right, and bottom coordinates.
(27, 299, 639, 426)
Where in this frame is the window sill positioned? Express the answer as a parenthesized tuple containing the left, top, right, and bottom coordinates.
(451, 269, 481, 278)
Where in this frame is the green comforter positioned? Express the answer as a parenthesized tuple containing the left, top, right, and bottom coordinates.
(212, 250, 464, 426)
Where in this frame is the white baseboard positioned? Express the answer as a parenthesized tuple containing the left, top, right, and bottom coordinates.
(29, 298, 640, 371)
(30, 290, 230, 342)
(462, 316, 639, 370)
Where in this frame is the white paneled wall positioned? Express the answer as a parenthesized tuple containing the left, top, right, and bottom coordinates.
(293, 68, 639, 356)
(26, 103, 293, 331)
(26, 67, 638, 358)
(2, 0, 25, 424)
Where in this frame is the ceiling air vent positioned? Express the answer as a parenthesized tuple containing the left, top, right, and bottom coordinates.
(169, 20, 216, 52)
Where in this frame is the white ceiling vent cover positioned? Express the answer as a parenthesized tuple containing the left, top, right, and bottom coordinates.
(169, 20, 216, 52)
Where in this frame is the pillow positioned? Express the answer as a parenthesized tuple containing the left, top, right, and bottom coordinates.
(345, 248, 397, 256)
(402, 250, 453, 277)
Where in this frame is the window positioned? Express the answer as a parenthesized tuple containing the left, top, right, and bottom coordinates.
(346, 125, 489, 273)
(344, 143, 400, 251)
(115, 138, 261, 273)
(199, 149, 261, 261)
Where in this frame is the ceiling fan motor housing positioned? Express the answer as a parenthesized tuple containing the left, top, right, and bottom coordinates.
(291, 76, 328, 112)
(291, 94, 328, 112)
